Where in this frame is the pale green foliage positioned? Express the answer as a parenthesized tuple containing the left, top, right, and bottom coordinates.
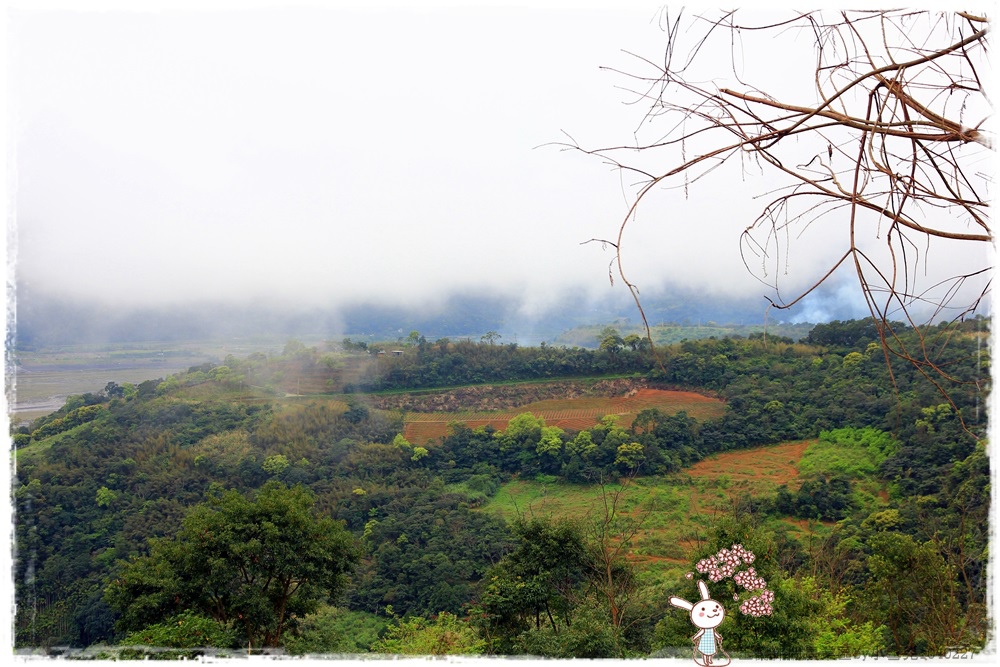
(614, 442, 645, 469)
(30, 404, 106, 440)
(599, 414, 622, 430)
(799, 577, 886, 658)
(95, 486, 118, 508)
(623, 333, 644, 350)
(156, 376, 181, 395)
(568, 430, 597, 458)
(798, 427, 898, 479)
(915, 403, 953, 433)
(121, 610, 236, 650)
(372, 612, 485, 655)
(209, 365, 235, 383)
(814, 622, 886, 659)
(262, 454, 290, 476)
(843, 351, 865, 368)
(190, 430, 254, 470)
(411, 446, 429, 462)
(496, 412, 546, 453)
(502, 412, 545, 439)
(862, 509, 903, 532)
(536, 426, 565, 457)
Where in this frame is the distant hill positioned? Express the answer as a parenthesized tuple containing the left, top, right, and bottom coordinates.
(554, 322, 816, 348)
(12, 282, 830, 349)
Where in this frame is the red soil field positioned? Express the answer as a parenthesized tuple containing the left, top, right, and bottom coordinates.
(403, 388, 725, 444)
(685, 439, 814, 486)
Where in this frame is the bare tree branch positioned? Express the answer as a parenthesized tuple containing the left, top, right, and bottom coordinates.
(569, 9, 991, 415)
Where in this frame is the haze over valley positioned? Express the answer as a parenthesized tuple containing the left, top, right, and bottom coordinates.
(5, 5, 991, 659)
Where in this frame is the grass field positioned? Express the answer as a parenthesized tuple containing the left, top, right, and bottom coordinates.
(479, 440, 833, 580)
(402, 388, 725, 444)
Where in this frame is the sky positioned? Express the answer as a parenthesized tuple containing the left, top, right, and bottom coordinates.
(4, 1, 994, 322)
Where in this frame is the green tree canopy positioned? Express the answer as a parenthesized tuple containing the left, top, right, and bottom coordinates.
(105, 481, 360, 648)
(373, 612, 485, 655)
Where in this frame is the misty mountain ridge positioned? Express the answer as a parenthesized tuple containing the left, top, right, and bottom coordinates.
(11, 282, 866, 349)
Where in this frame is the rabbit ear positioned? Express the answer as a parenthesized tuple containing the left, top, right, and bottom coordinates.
(698, 580, 712, 600)
(669, 596, 694, 611)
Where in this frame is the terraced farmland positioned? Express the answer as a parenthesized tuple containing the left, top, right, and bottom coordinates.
(402, 388, 725, 444)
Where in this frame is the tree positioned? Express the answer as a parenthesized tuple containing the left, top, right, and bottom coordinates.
(372, 612, 485, 655)
(576, 9, 990, 403)
(622, 333, 645, 352)
(599, 330, 625, 353)
(103, 381, 125, 399)
(282, 605, 388, 655)
(120, 610, 237, 652)
(472, 516, 588, 653)
(861, 529, 982, 654)
(584, 476, 654, 649)
(105, 482, 360, 648)
(481, 331, 502, 346)
(262, 454, 290, 476)
(613, 442, 645, 472)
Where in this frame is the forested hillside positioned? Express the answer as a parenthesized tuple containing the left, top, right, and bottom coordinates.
(11, 318, 990, 657)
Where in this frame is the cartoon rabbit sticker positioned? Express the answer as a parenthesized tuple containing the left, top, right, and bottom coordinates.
(670, 580, 731, 666)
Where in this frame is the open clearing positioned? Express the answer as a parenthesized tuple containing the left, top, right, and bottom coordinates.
(403, 388, 724, 444)
(684, 440, 812, 485)
(481, 439, 831, 578)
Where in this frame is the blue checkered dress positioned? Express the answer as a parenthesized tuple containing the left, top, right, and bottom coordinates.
(698, 631, 717, 656)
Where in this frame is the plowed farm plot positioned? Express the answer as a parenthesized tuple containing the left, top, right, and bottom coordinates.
(402, 388, 725, 444)
(684, 439, 812, 486)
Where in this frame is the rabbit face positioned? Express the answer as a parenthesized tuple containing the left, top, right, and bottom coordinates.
(690, 599, 725, 629)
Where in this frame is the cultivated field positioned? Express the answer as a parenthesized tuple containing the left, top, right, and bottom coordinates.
(480, 440, 832, 580)
(402, 388, 724, 444)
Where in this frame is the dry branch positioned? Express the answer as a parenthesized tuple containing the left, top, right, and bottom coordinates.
(569, 8, 992, 417)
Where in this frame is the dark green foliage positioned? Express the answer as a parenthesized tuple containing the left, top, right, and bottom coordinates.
(120, 610, 237, 650)
(785, 475, 855, 521)
(805, 318, 885, 348)
(358, 337, 653, 391)
(282, 606, 388, 655)
(860, 532, 971, 654)
(469, 508, 655, 657)
(348, 487, 513, 617)
(11, 318, 990, 657)
(512, 600, 621, 658)
(104, 481, 359, 648)
(472, 516, 588, 650)
(655, 513, 820, 659)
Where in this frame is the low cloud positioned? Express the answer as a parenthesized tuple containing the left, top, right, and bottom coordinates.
(10, 5, 983, 329)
